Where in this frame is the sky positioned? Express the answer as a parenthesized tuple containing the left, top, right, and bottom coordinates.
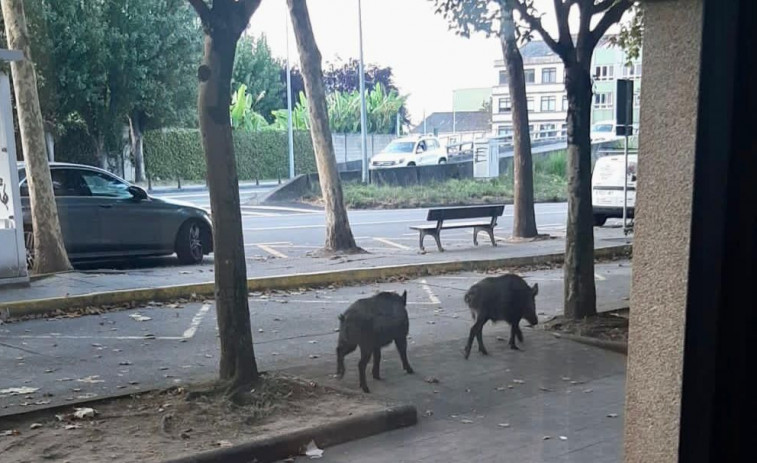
(247, 0, 593, 125)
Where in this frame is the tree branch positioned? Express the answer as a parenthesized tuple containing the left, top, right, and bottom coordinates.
(553, 0, 573, 49)
(589, 0, 633, 49)
(186, 0, 211, 24)
(592, 0, 619, 14)
(512, 1, 564, 58)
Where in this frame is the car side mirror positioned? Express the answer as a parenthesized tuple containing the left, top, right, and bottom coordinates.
(416, 146, 424, 154)
(128, 185, 148, 201)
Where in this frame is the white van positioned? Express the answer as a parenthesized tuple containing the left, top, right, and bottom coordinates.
(369, 135, 447, 169)
(591, 154, 637, 226)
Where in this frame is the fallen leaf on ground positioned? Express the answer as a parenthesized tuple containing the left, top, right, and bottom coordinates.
(496, 336, 506, 342)
(309, 355, 319, 359)
(607, 413, 619, 418)
(216, 440, 233, 448)
(543, 436, 551, 440)
(539, 387, 551, 392)
(498, 423, 510, 428)
(460, 419, 473, 424)
(512, 379, 525, 384)
(76, 376, 104, 384)
(64, 424, 80, 430)
(424, 410, 434, 417)
(2, 430, 20, 436)
(559, 436, 568, 441)
(30, 423, 42, 429)
(304, 440, 323, 459)
(0, 387, 39, 396)
(73, 408, 96, 419)
(424, 377, 440, 384)
(129, 314, 151, 322)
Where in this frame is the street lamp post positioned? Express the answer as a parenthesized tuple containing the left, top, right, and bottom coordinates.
(358, 0, 369, 183)
(286, 13, 295, 179)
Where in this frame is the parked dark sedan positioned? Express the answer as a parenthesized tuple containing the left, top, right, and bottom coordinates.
(18, 162, 213, 266)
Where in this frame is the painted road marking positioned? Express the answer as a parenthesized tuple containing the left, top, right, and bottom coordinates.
(595, 273, 607, 281)
(183, 304, 211, 339)
(244, 205, 321, 214)
(5, 334, 184, 341)
(373, 237, 411, 250)
(419, 279, 441, 305)
(244, 242, 291, 247)
(256, 244, 288, 258)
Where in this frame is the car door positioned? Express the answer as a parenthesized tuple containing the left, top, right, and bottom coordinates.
(414, 139, 428, 165)
(45, 167, 104, 256)
(77, 168, 167, 255)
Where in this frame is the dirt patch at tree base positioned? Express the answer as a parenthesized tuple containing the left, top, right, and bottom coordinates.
(542, 311, 629, 343)
(0, 374, 385, 463)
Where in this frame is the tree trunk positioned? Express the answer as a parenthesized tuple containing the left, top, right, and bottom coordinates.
(128, 111, 146, 183)
(563, 64, 596, 319)
(95, 136, 108, 170)
(287, 0, 360, 253)
(44, 130, 54, 162)
(195, 7, 258, 388)
(1, 0, 71, 274)
(500, 1, 537, 238)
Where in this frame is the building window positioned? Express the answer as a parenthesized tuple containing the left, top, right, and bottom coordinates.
(594, 92, 613, 109)
(540, 96, 556, 112)
(542, 67, 557, 83)
(499, 70, 508, 85)
(561, 123, 567, 137)
(594, 65, 614, 81)
(623, 63, 642, 78)
(498, 97, 511, 113)
(527, 97, 534, 112)
(539, 123, 557, 138)
(524, 69, 535, 84)
(528, 124, 534, 134)
(562, 95, 568, 111)
(497, 125, 513, 137)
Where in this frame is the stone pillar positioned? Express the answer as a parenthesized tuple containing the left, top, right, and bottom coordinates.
(623, 0, 704, 461)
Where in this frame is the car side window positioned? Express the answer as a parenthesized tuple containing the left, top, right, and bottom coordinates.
(416, 141, 427, 152)
(427, 139, 439, 150)
(79, 170, 131, 199)
(50, 169, 92, 197)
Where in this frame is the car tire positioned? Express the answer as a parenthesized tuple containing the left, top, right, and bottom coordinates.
(175, 220, 204, 265)
(593, 214, 608, 227)
(407, 162, 416, 167)
(438, 158, 447, 164)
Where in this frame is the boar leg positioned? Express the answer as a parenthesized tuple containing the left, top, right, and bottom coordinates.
(395, 336, 414, 374)
(476, 317, 489, 355)
(464, 318, 486, 359)
(372, 347, 382, 380)
(358, 346, 373, 393)
(508, 323, 520, 350)
(336, 343, 357, 378)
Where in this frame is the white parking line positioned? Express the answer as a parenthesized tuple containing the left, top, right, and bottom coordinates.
(373, 237, 412, 250)
(243, 205, 321, 214)
(183, 303, 211, 339)
(419, 279, 441, 304)
(256, 244, 288, 258)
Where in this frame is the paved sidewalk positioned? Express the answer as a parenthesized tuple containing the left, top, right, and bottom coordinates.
(0, 229, 631, 306)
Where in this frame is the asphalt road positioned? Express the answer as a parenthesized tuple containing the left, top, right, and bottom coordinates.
(152, 187, 577, 261)
(0, 261, 631, 416)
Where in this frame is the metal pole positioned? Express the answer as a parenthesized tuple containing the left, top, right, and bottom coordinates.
(396, 112, 400, 136)
(286, 14, 295, 179)
(622, 130, 629, 233)
(358, 0, 369, 183)
(423, 109, 426, 133)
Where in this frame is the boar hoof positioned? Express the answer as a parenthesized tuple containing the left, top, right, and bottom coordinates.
(509, 344, 520, 351)
(405, 367, 414, 374)
(361, 385, 371, 393)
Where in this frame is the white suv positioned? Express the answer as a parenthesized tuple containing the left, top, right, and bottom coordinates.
(369, 135, 448, 169)
(591, 154, 637, 226)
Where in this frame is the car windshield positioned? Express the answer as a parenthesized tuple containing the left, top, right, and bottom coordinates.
(382, 141, 415, 153)
(592, 124, 614, 133)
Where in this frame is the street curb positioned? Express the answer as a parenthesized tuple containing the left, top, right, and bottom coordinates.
(551, 332, 628, 355)
(161, 404, 418, 463)
(0, 244, 631, 319)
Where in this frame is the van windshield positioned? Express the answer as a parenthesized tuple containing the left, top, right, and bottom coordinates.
(592, 124, 614, 133)
(382, 141, 415, 153)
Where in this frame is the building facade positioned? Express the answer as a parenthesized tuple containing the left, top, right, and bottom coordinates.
(491, 38, 642, 138)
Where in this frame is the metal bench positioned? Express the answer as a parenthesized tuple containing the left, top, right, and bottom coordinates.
(410, 204, 506, 252)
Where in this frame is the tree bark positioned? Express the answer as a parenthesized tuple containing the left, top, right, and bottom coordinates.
(500, 1, 537, 238)
(128, 111, 146, 183)
(44, 130, 54, 162)
(287, 0, 360, 253)
(563, 63, 596, 319)
(188, 0, 261, 390)
(1, 0, 71, 274)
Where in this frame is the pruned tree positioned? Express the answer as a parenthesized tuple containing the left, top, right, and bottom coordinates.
(186, 0, 261, 392)
(432, 0, 538, 239)
(1, 0, 71, 274)
(287, 0, 361, 254)
(510, 0, 634, 318)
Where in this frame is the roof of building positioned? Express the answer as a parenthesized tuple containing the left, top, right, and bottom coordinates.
(411, 111, 490, 134)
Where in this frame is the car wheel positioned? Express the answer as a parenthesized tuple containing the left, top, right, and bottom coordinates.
(407, 162, 416, 167)
(593, 214, 608, 227)
(24, 228, 34, 270)
(438, 158, 447, 164)
(176, 220, 204, 265)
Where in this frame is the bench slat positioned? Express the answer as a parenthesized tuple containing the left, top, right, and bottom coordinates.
(426, 204, 505, 221)
(410, 220, 494, 231)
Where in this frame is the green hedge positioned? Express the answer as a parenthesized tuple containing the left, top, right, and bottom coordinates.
(143, 129, 317, 182)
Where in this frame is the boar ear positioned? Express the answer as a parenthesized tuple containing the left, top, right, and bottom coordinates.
(401, 290, 407, 305)
(532, 283, 539, 296)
